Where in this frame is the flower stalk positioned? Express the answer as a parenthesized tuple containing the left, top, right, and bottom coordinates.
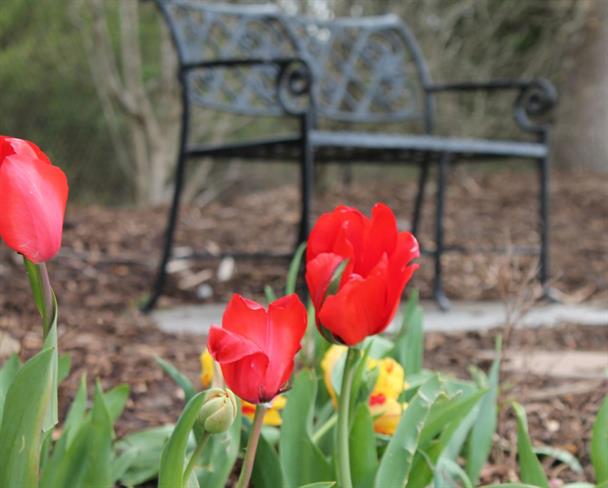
(236, 403, 268, 488)
(337, 347, 358, 488)
(182, 432, 210, 484)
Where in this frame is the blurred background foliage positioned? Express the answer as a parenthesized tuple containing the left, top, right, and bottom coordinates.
(0, 0, 602, 204)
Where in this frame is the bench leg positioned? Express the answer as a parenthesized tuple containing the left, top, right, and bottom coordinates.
(412, 159, 430, 236)
(433, 153, 450, 311)
(538, 153, 554, 300)
(297, 113, 314, 246)
(142, 144, 189, 313)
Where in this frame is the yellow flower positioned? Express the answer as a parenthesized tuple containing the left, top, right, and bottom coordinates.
(241, 395, 287, 426)
(321, 345, 348, 405)
(369, 394, 407, 435)
(320, 347, 408, 435)
(199, 348, 215, 388)
(369, 357, 405, 400)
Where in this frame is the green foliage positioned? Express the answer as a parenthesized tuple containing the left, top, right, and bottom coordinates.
(349, 403, 378, 488)
(286, 242, 307, 295)
(374, 374, 443, 487)
(512, 402, 549, 488)
(158, 391, 207, 488)
(465, 336, 502, 484)
(592, 395, 608, 483)
(391, 290, 424, 375)
(156, 356, 197, 403)
(280, 369, 333, 487)
(0, 348, 54, 487)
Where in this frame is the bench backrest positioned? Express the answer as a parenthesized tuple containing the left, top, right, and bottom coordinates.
(156, 0, 433, 128)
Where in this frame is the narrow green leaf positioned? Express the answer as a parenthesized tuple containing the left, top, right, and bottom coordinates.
(512, 402, 549, 488)
(264, 285, 278, 304)
(82, 382, 113, 487)
(435, 458, 473, 488)
(0, 348, 54, 488)
(561, 483, 595, 488)
(102, 384, 129, 424)
(350, 403, 378, 488)
(57, 353, 71, 384)
(63, 374, 88, 445)
(392, 290, 424, 375)
(374, 374, 443, 488)
(466, 336, 501, 484)
(420, 388, 486, 446)
(196, 409, 241, 488)
(280, 369, 333, 488)
(533, 446, 583, 473)
(297, 483, 336, 488)
(0, 353, 21, 423)
(23, 257, 45, 317)
(592, 395, 608, 482)
(156, 356, 196, 403)
(42, 307, 59, 431)
(43, 381, 114, 488)
(480, 484, 538, 488)
(286, 242, 307, 295)
(158, 391, 207, 488)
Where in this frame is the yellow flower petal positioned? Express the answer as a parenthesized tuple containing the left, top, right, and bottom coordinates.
(199, 348, 215, 389)
(241, 395, 287, 426)
(320, 345, 347, 406)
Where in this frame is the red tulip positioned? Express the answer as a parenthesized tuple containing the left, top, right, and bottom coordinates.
(207, 293, 307, 404)
(0, 136, 68, 263)
(306, 203, 419, 346)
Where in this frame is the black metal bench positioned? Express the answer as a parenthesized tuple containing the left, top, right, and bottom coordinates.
(143, 0, 557, 311)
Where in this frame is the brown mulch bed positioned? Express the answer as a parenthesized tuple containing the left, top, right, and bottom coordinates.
(0, 168, 607, 485)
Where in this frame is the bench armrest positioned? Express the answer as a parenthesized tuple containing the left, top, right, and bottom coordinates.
(426, 78, 557, 134)
(181, 57, 315, 116)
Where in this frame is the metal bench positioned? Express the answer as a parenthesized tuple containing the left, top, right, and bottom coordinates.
(143, 0, 557, 311)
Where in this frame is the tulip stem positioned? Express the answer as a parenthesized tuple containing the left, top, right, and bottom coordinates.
(337, 347, 357, 488)
(39, 263, 54, 336)
(183, 432, 210, 485)
(236, 403, 267, 488)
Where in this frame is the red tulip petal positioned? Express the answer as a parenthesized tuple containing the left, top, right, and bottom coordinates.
(222, 294, 268, 350)
(318, 255, 389, 345)
(0, 147, 68, 263)
(306, 205, 366, 262)
(263, 294, 307, 397)
(358, 203, 398, 276)
(208, 326, 270, 404)
(305, 252, 345, 310)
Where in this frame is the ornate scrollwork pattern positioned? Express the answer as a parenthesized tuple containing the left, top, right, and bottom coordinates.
(514, 79, 558, 133)
(160, 1, 429, 122)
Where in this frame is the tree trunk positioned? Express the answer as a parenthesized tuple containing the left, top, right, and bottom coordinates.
(552, 1, 608, 171)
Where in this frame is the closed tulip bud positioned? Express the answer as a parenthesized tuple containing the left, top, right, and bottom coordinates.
(196, 388, 237, 435)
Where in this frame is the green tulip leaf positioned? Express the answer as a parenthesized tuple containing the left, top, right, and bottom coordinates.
(512, 402, 549, 488)
(113, 424, 174, 486)
(280, 369, 333, 488)
(374, 374, 443, 488)
(297, 483, 336, 488)
(156, 356, 196, 403)
(102, 383, 130, 424)
(0, 353, 21, 423)
(264, 284, 278, 304)
(158, 391, 207, 488)
(350, 402, 378, 488)
(286, 242, 306, 295)
(0, 348, 54, 488)
(42, 306, 59, 431)
(466, 336, 501, 484)
(392, 290, 424, 375)
(592, 394, 608, 482)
